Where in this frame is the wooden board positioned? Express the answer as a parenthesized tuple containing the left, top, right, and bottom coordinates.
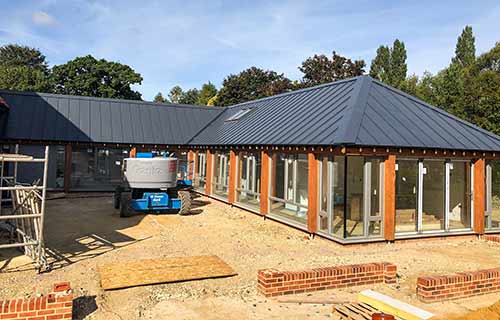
(358, 290, 434, 320)
(332, 302, 380, 320)
(98, 255, 237, 290)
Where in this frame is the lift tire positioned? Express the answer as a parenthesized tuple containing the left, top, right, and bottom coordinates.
(113, 187, 122, 209)
(120, 192, 132, 217)
(178, 190, 191, 215)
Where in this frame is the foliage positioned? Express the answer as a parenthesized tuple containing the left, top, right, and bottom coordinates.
(0, 44, 48, 72)
(168, 86, 184, 104)
(216, 67, 292, 106)
(51, 55, 143, 100)
(453, 25, 475, 68)
(207, 94, 218, 106)
(197, 82, 218, 105)
(178, 88, 200, 105)
(0, 65, 52, 92)
(299, 51, 365, 87)
(369, 39, 407, 88)
(153, 92, 167, 103)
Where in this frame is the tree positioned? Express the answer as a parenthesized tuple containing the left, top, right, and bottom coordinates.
(197, 82, 218, 105)
(370, 39, 407, 88)
(153, 92, 167, 103)
(299, 51, 365, 87)
(178, 88, 200, 105)
(453, 25, 475, 68)
(51, 55, 142, 100)
(0, 65, 52, 92)
(390, 40, 407, 88)
(0, 44, 48, 72)
(461, 42, 500, 134)
(168, 86, 184, 104)
(216, 67, 292, 106)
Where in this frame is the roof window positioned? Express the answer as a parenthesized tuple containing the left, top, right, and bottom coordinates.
(225, 108, 253, 121)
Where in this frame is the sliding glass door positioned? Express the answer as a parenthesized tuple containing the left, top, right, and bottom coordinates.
(486, 160, 500, 230)
(212, 151, 230, 198)
(396, 158, 472, 234)
(318, 156, 382, 239)
(236, 151, 261, 209)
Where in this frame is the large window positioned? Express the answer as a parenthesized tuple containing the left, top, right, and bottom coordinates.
(396, 159, 419, 233)
(345, 157, 383, 238)
(486, 160, 500, 229)
(194, 151, 207, 191)
(318, 156, 383, 239)
(212, 151, 230, 198)
(236, 151, 261, 210)
(318, 156, 345, 237)
(269, 153, 308, 225)
(70, 146, 127, 190)
(395, 158, 472, 234)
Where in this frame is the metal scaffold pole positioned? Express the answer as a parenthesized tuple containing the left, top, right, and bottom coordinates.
(0, 145, 49, 272)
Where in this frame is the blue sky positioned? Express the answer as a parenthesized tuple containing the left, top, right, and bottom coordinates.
(1, 0, 499, 100)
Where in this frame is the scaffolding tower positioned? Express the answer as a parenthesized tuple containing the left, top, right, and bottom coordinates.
(0, 145, 49, 271)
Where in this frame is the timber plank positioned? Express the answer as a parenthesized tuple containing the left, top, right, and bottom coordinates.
(98, 255, 236, 290)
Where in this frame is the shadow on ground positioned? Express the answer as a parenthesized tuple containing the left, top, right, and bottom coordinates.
(0, 193, 210, 272)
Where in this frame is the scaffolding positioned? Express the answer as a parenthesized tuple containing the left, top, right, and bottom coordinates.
(0, 145, 49, 271)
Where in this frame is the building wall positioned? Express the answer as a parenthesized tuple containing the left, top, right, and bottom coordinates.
(194, 147, 499, 243)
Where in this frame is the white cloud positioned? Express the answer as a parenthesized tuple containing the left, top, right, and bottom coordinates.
(32, 11, 56, 26)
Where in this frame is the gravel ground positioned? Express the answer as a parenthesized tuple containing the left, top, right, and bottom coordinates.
(0, 195, 499, 319)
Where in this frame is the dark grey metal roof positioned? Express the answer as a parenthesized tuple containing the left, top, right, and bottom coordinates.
(1, 76, 500, 152)
(0, 90, 223, 145)
(189, 76, 500, 151)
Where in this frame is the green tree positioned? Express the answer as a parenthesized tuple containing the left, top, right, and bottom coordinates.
(51, 55, 142, 100)
(0, 65, 52, 92)
(168, 86, 184, 104)
(197, 82, 218, 105)
(153, 92, 167, 103)
(453, 25, 475, 68)
(217, 67, 292, 106)
(370, 39, 407, 88)
(461, 42, 500, 134)
(0, 44, 48, 72)
(178, 88, 200, 105)
(299, 51, 365, 87)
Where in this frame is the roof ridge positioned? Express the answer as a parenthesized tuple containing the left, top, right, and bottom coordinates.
(0, 89, 220, 111)
(337, 75, 372, 144)
(370, 78, 500, 143)
(227, 76, 361, 109)
(186, 106, 231, 144)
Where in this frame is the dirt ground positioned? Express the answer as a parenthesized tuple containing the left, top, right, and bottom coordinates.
(0, 194, 499, 320)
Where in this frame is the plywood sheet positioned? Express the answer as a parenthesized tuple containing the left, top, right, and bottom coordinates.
(98, 255, 236, 290)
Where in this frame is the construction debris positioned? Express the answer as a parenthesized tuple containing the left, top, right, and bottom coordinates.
(332, 302, 382, 320)
(98, 255, 237, 290)
(358, 289, 434, 320)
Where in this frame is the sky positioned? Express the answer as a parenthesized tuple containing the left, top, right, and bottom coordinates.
(0, 0, 499, 101)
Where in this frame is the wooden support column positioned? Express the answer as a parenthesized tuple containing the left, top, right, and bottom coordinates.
(228, 150, 237, 203)
(473, 158, 485, 234)
(307, 152, 318, 233)
(260, 151, 270, 215)
(384, 155, 396, 241)
(187, 150, 195, 180)
(63, 144, 72, 193)
(205, 150, 213, 195)
(130, 147, 137, 158)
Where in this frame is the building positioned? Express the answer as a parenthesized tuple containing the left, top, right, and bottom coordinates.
(0, 75, 499, 243)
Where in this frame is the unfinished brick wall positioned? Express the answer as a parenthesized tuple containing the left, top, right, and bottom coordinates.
(483, 235, 500, 243)
(0, 282, 73, 319)
(417, 268, 500, 303)
(257, 262, 397, 297)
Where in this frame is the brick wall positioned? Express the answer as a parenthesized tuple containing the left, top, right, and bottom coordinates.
(483, 235, 500, 243)
(417, 268, 500, 303)
(257, 262, 397, 297)
(0, 282, 73, 319)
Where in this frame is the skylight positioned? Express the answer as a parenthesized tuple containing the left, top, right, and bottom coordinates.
(225, 108, 253, 121)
